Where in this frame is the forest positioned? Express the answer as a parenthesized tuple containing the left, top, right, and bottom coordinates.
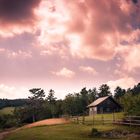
(0, 83, 140, 129)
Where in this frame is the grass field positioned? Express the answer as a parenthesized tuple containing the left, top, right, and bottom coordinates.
(0, 107, 15, 115)
(71, 112, 124, 125)
(3, 113, 140, 140)
(4, 123, 140, 140)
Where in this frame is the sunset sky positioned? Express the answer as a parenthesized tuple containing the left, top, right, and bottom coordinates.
(0, 0, 140, 99)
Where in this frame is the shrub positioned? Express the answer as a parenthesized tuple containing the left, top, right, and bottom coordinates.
(90, 128, 101, 137)
(0, 114, 17, 129)
(120, 94, 140, 116)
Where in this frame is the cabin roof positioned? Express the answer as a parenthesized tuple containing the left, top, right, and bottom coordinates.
(87, 96, 110, 107)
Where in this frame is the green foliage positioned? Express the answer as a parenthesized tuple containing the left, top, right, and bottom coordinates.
(46, 89, 57, 104)
(1, 82, 140, 130)
(91, 128, 101, 137)
(63, 94, 77, 115)
(0, 114, 17, 129)
(14, 89, 63, 124)
(0, 99, 27, 109)
(120, 94, 140, 116)
(0, 107, 15, 115)
(88, 88, 97, 103)
(63, 87, 98, 116)
(80, 88, 89, 111)
(28, 88, 46, 122)
(129, 83, 140, 95)
(114, 86, 126, 101)
(98, 84, 111, 97)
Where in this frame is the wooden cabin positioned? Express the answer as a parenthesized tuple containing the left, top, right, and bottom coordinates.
(87, 96, 122, 115)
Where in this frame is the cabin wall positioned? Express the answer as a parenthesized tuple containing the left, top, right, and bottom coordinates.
(96, 98, 121, 114)
(89, 107, 97, 115)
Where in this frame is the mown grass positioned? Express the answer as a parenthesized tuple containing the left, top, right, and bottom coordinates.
(72, 112, 124, 125)
(4, 123, 140, 140)
(0, 107, 15, 115)
(85, 112, 124, 120)
(3, 112, 140, 140)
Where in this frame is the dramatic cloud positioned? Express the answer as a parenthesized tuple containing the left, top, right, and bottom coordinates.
(0, 0, 139, 99)
(52, 67, 75, 78)
(0, 0, 41, 37)
(36, 0, 140, 61)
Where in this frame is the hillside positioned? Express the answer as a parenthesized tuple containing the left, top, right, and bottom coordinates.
(2, 113, 140, 140)
(3, 123, 140, 140)
(0, 107, 15, 115)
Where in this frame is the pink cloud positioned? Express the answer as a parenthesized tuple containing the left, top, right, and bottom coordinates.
(79, 66, 98, 75)
(116, 43, 140, 73)
(35, 0, 140, 61)
(52, 67, 75, 78)
(107, 77, 136, 92)
(0, 49, 32, 59)
(0, 84, 28, 99)
(0, 0, 140, 99)
(39, 43, 70, 60)
(122, 45, 140, 72)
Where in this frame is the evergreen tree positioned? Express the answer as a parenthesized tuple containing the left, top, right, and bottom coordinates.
(88, 88, 97, 103)
(114, 86, 126, 100)
(80, 87, 88, 112)
(46, 89, 57, 104)
(28, 88, 45, 122)
(98, 84, 111, 97)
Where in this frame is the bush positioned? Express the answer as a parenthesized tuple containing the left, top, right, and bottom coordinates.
(90, 128, 101, 137)
(120, 94, 140, 116)
(0, 114, 17, 129)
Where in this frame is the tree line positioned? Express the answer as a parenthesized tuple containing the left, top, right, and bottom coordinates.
(0, 83, 140, 129)
(0, 99, 27, 109)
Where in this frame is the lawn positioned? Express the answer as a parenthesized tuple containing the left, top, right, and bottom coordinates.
(3, 113, 140, 140)
(4, 123, 140, 140)
(0, 107, 15, 115)
(72, 112, 124, 125)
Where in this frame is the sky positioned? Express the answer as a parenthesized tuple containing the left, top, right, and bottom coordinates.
(0, 0, 140, 99)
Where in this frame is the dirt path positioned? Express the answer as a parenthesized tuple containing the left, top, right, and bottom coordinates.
(0, 118, 69, 140)
(24, 118, 69, 128)
(0, 130, 14, 140)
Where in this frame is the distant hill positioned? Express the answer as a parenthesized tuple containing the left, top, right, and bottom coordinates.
(0, 99, 28, 109)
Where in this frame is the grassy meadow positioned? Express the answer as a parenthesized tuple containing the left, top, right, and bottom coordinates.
(77, 112, 124, 124)
(4, 123, 140, 140)
(3, 113, 140, 140)
(0, 107, 15, 115)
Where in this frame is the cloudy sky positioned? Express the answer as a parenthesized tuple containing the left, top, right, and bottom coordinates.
(0, 0, 140, 99)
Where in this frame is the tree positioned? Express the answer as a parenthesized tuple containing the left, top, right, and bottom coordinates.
(80, 87, 89, 112)
(63, 94, 75, 115)
(120, 94, 140, 116)
(28, 88, 45, 122)
(88, 88, 98, 103)
(98, 84, 111, 97)
(46, 89, 57, 104)
(46, 89, 57, 118)
(114, 86, 126, 101)
(131, 83, 140, 95)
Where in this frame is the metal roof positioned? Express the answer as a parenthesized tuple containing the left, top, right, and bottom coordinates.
(87, 96, 110, 107)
